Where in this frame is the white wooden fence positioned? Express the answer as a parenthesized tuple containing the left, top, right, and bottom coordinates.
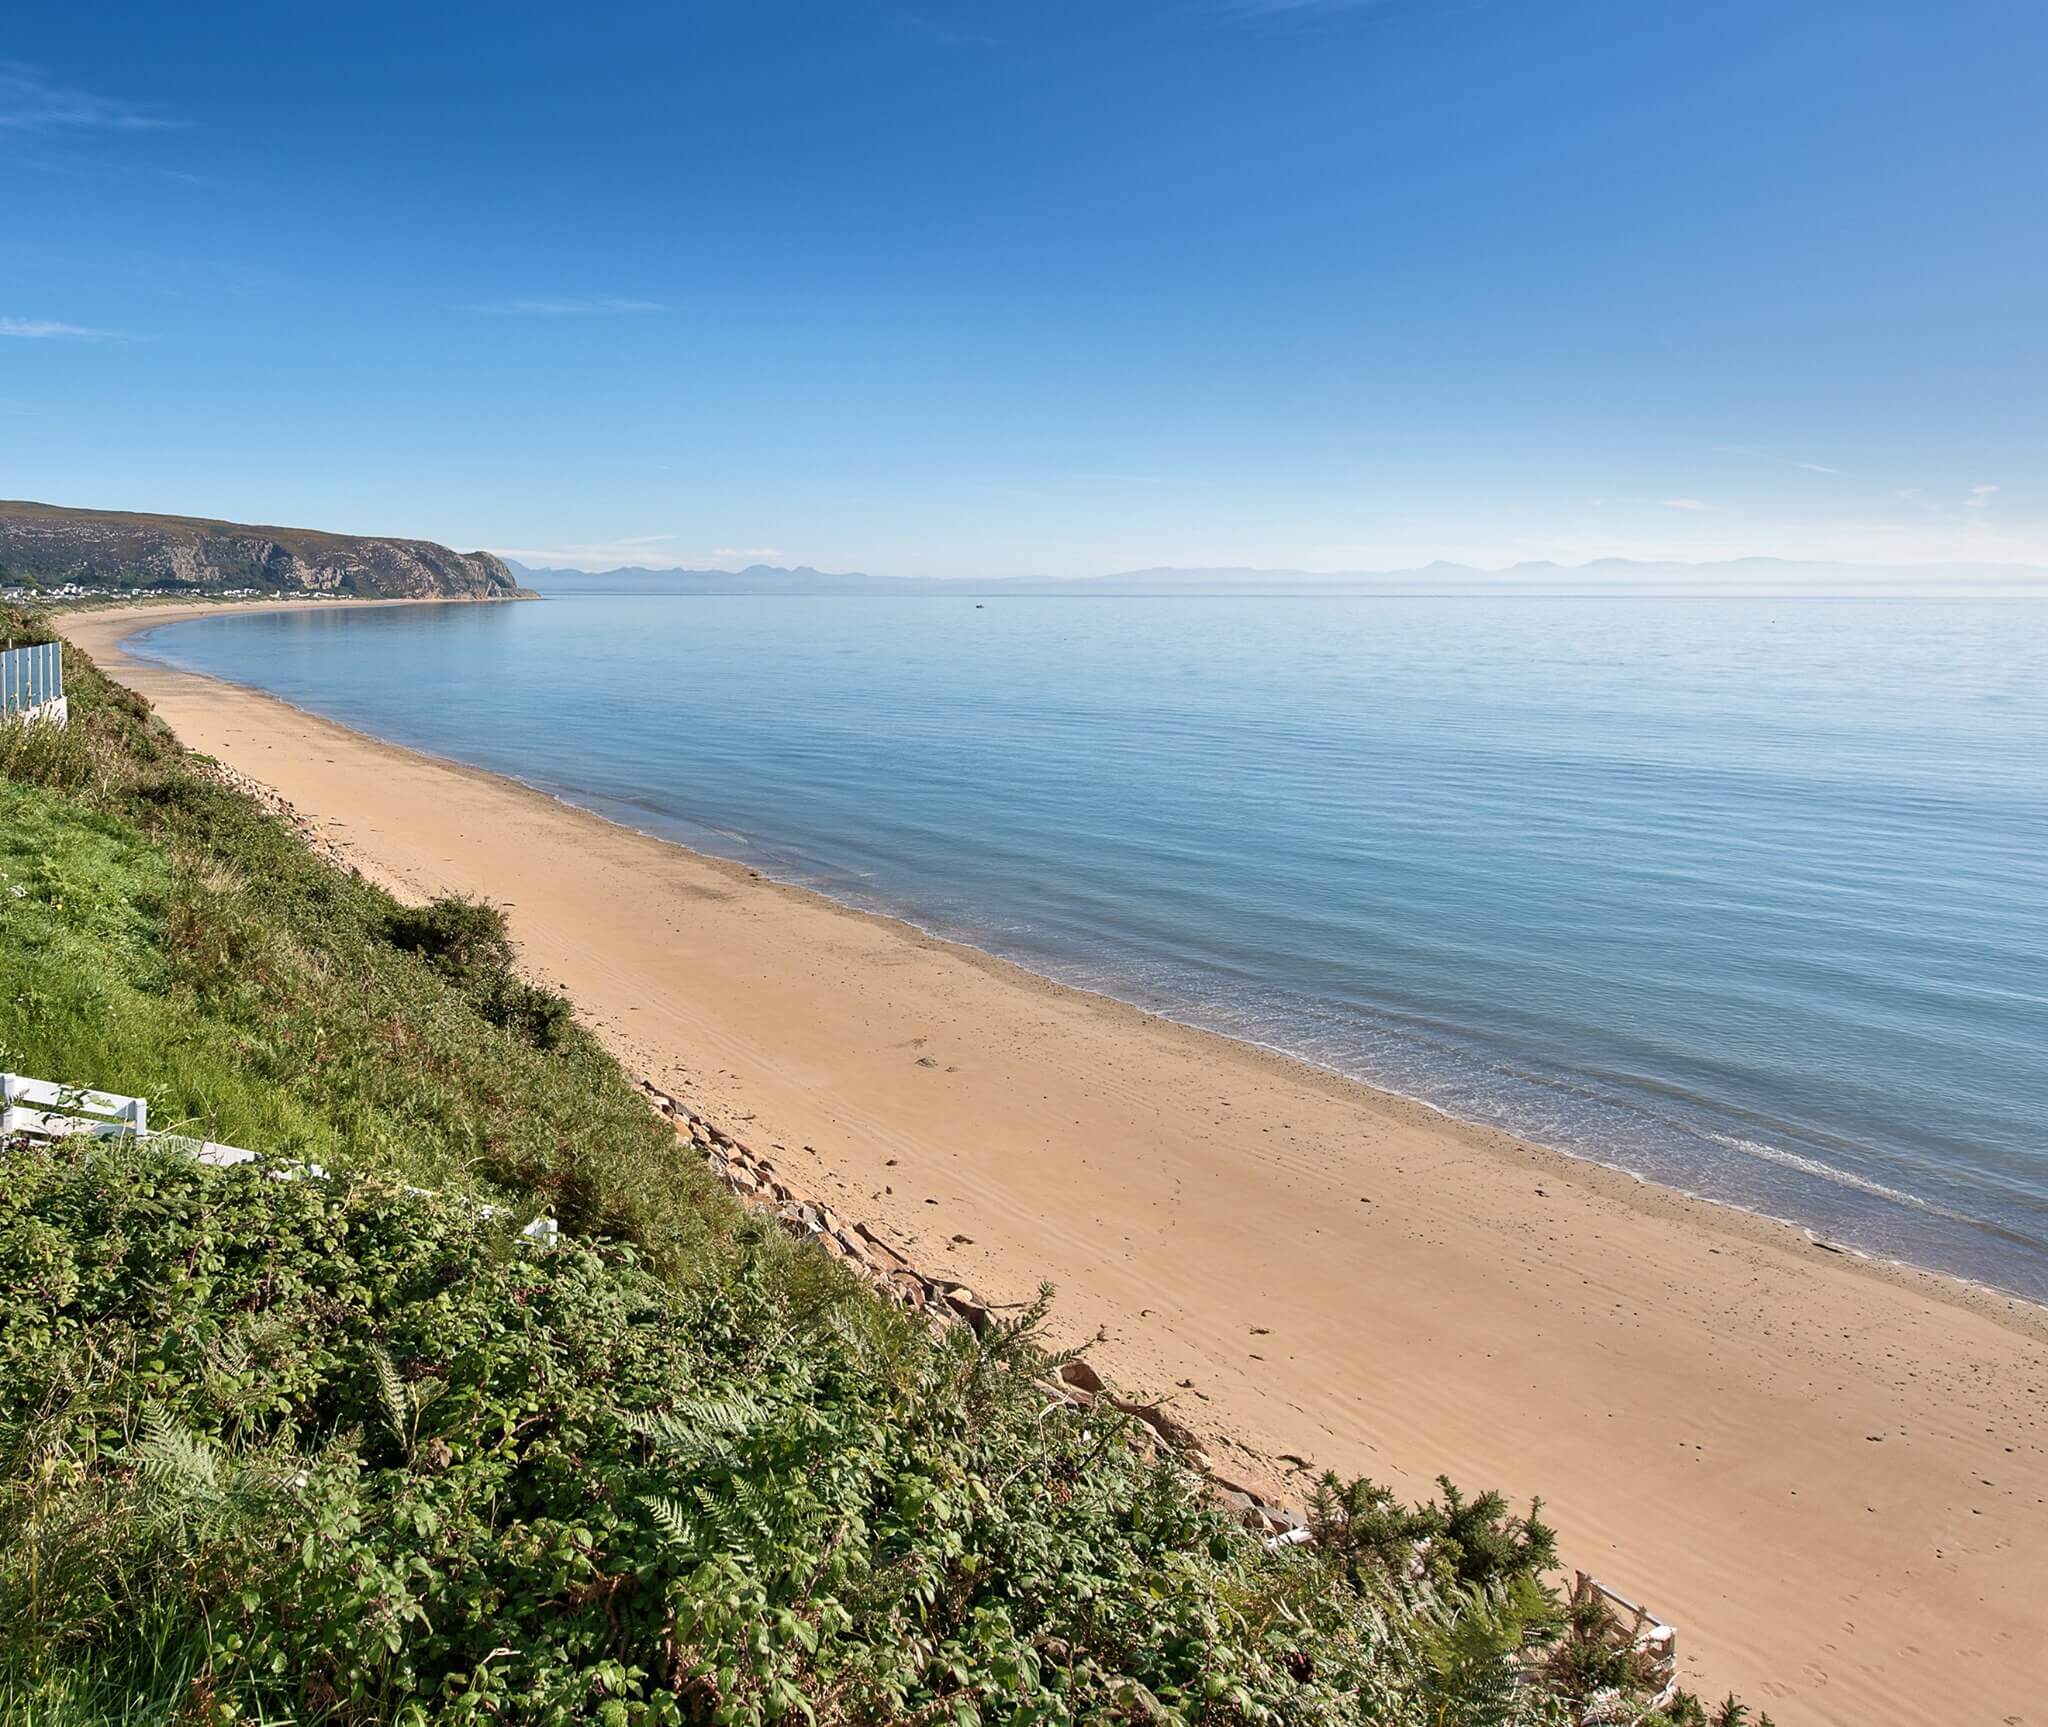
(3, 1071, 554, 1239)
(3, 1072, 258, 1166)
(0, 641, 67, 725)
(3, 1073, 152, 1141)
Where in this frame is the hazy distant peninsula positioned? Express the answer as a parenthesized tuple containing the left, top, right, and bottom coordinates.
(2, 501, 531, 601)
(511, 555, 2048, 598)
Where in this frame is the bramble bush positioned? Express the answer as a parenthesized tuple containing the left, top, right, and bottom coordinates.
(1, 1138, 1584, 1726)
(1, 608, 1760, 1725)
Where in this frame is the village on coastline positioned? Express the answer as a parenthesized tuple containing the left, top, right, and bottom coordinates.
(9, 567, 2044, 1726)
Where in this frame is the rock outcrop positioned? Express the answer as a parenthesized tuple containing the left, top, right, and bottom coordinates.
(0, 500, 530, 600)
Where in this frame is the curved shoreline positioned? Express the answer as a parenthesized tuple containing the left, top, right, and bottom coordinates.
(114, 599, 2048, 1317)
(58, 598, 2048, 1726)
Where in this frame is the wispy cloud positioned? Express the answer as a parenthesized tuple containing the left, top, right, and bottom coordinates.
(1965, 483, 1999, 509)
(1715, 443, 1847, 479)
(473, 296, 669, 317)
(1896, 487, 1922, 501)
(0, 62, 178, 132)
(1662, 497, 1715, 512)
(0, 316, 112, 340)
(711, 546, 786, 561)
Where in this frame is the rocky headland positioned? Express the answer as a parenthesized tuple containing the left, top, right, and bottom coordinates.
(0, 500, 530, 600)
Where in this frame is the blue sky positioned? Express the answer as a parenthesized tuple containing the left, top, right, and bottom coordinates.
(4, 0, 2043, 576)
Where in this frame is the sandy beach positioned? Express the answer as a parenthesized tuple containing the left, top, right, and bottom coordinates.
(59, 600, 2048, 1727)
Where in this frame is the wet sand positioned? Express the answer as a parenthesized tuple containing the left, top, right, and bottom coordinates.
(61, 600, 2048, 1726)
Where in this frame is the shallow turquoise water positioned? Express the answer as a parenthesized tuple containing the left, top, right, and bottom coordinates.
(134, 593, 2048, 1298)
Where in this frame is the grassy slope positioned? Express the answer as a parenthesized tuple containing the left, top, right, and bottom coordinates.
(0, 675, 713, 1255)
(0, 500, 395, 555)
(0, 607, 1752, 1727)
(0, 500, 506, 568)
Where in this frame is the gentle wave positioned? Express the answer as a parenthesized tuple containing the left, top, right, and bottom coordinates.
(1709, 1132, 1960, 1216)
(132, 592, 2048, 1300)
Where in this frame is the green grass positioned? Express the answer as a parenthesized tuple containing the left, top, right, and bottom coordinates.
(0, 663, 727, 1262)
(0, 604, 1759, 1727)
(1, 779, 335, 1160)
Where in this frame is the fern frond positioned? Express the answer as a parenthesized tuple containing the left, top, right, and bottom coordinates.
(369, 1346, 412, 1453)
(624, 1391, 765, 1447)
(136, 1410, 219, 1496)
(640, 1494, 696, 1546)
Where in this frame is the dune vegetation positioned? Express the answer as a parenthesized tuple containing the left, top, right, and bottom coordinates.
(0, 605, 1764, 1726)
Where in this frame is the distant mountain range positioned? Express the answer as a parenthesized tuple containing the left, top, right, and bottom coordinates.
(507, 556, 2048, 597)
(10, 498, 2040, 603)
(506, 561, 949, 595)
(1, 501, 531, 600)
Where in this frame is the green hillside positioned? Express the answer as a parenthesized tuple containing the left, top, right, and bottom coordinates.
(0, 604, 1756, 1726)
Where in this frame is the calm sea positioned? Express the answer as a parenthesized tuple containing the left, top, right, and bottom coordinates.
(132, 593, 2048, 1300)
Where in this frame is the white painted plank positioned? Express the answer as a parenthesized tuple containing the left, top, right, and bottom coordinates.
(3, 1073, 146, 1122)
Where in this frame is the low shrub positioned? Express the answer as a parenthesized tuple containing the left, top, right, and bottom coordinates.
(479, 972, 578, 1050)
(384, 894, 517, 984)
(0, 605, 1762, 1725)
(0, 1140, 1561, 1726)
(1309, 1474, 1558, 1595)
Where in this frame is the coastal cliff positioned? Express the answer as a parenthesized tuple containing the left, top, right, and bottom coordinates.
(0, 500, 531, 600)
